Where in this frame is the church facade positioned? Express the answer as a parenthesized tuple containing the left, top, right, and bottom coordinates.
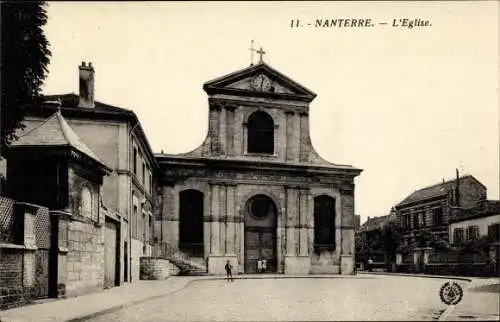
(155, 60, 362, 275)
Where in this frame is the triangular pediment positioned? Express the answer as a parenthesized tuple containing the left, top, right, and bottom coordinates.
(203, 62, 316, 102)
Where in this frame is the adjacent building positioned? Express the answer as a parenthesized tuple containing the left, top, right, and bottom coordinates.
(395, 174, 487, 245)
(17, 62, 157, 285)
(448, 200, 500, 244)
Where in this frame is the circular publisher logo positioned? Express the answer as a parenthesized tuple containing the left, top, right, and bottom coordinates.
(440, 281, 464, 305)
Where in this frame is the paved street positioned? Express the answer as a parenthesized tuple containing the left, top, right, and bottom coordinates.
(89, 275, 462, 321)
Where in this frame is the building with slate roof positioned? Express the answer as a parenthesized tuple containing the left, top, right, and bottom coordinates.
(395, 172, 487, 245)
(7, 110, 113, 297)
(16, 62, 157, 287)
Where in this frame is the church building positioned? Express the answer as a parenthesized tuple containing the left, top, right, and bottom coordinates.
(155, 55, 363, 275)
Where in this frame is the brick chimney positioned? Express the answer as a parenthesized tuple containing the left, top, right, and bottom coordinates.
(78, 61, 95, 108)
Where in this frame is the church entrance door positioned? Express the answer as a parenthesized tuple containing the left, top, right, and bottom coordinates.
(244, 195, 277, 273)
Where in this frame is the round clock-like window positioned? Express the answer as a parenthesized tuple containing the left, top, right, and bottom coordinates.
(249, 195, 271, 220)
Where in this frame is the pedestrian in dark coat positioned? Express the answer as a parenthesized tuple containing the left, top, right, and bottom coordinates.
(225, 260, 234, 282)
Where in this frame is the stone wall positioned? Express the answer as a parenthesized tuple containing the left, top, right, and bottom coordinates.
(458, 176, 487, 208)
(0, 248, 24, 309)
(130, 238, 143, 282)
(157, 175, 356, 275)
(140, 257, 170, 280)
(65, 219, 104, 297)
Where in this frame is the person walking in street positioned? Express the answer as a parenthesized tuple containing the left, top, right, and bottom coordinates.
(367, 257, 374, 272)
(257, 258, 263, 273)
(225, 260, 234, 282)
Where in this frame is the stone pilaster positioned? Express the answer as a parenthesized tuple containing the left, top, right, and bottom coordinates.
(208, 101, 222, 155)
(210, 183, 220, 255)
(219, 106, 227, 155)
(285, 186, 296, 255)
(226, 105, 237, 156)
(340, 186, 355, 275)
(219, 184, 227, 254)
(298, 187, 309, 256)
(161, 185, 178, 246)
(299, 112, 310, 162)
(225, 184, 236, 255)
(285, 111, 295, 161)
(203, 185, 211, 258)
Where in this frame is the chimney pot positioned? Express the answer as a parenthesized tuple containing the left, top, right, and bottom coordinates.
(78, 61, 95, 108)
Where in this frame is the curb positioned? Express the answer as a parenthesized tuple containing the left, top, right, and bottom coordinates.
(357, 271, 473, 282)
(67, 279, 194, 322)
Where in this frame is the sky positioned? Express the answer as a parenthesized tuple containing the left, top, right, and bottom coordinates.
(41, 1, 499, 225)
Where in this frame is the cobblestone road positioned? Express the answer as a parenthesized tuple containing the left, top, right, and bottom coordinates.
(89, 275, 467, 321)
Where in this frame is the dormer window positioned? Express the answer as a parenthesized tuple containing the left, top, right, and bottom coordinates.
(247, 111, 274, 154)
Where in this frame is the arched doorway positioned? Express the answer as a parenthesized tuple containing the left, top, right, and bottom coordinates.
(179, 189, 204, 257)
(244, 194, 277, 273)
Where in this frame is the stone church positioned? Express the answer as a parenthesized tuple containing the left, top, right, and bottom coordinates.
(155, 57, 362, 275)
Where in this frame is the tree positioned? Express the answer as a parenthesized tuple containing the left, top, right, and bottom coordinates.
(380, 221, 404, 262)
(1, 1, 51, 155)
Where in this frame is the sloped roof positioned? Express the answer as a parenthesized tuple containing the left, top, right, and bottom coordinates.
(31, 93, 157, 170)
(11, 110, 108, 169)
(42, 93, 133, 115)
(396, 175, 484, 207)
(359, 214, 395, 232)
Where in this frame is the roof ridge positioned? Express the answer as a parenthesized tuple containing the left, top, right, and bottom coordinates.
(415, 174, 471, 192)
(56, 111, 71, 146)
(15, 112, 60, 142)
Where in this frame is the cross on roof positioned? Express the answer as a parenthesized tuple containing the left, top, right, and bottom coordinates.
(256, 47, 266, 63)
(249, 39, 256, 66)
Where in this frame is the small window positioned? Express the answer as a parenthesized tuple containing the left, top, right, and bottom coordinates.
(454, 228, 465, 243)
(488, 224, 499, 241)
(433, 208, 443, 226)
(467, 225, 479, 240)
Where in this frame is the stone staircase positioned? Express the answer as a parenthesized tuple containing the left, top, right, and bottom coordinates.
(153, 242, 207, 276)
(169, 257, 207, 276)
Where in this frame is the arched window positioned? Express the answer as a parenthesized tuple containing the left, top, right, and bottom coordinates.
(314, 195, 336, 251)
(81, 186, 93, 219)
(179, 189, 204, 256)
(247, 111, 274, 154)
